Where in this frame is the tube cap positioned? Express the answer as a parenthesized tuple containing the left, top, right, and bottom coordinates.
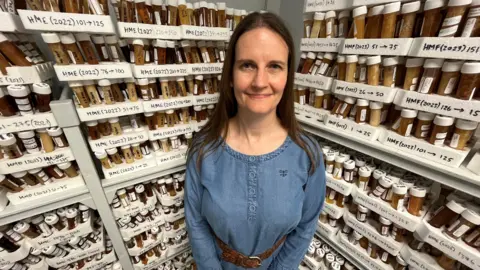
(346, 55, 358, 63)
(367, 56, 381, 65)
(455, 119, 478, 130)
(47, 127, 63, 137)
(424, 0, 446, 10)
(393, 184, 408, 195)
(442, 61, 464, 72)
(424, 59, 444, 68)
(406, 58, 425, 68)
(7, 85, 30, 97)
(356, 99, 369, 106)
(383, 57, 399, 67)
(59, 33, 76, 44)
(448, 0, 473, 7)
(409, 186, 427, 197)
(57, 162, 73, 170)
(307, 52, 316, 59)
(379, 216, 392, 225)
(461, 62, 480, 74)
(33, 83, 52, 95)
(98, 79, 111, 86)
(383, 2, 401, 14)
(314, 12, 325, 20)
(461, 209, 480, 225)
(344, 160, 355, 170)
(370, 101, 383, 110)
(325, 11, 336, 20)
(338, 10, 350, 19)
(401, 1, 421, 14)
(417, 111, 435, 121)
(369, 5, 385, 16)
(353, 6, 368, 17)
(358, 167, 372, 177)
(41, 33, 61, 43)
(400, 109, 418, 118)
(433, 115, 454, 126)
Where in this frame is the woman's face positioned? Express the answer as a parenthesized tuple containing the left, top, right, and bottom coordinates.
(232, 27, 289, 116)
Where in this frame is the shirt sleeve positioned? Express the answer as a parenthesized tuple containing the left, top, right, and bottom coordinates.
(185, 156, 223, 270)
(269, 154, 326, 270)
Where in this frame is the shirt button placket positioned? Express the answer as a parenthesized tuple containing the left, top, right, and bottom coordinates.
(247, 156, 258, 223)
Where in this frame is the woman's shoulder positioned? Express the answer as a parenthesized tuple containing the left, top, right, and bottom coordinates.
(287, 132, 322, 167)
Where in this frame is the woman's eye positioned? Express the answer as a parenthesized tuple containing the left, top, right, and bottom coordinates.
(241, 63, 255, 70)
(270, 64, 282, 70)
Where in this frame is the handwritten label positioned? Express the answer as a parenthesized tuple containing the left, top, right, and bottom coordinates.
(326, 176, 353, 195)
(55, 63, 132, 81)
(395, 89, 480, 122)
(317, 221, 337, 238)
(157, 150, 187, 165)
(188, 63, 223, 75)
(354, 190, 419, 231)
(0, 64, 52, 85)
(192, 93, 220, 106)
(85, 252, 116, 270)
(324, 115, 380, 141)
(334, 80, 398, 103)
(164, 209, 185, 222)
(181, 26, 230, 40)
(77, 102, 144, 122)
(132, 64, 188, 78)
(143, 96, 193, 112)
(0, 149, 74, 174)
(342, 38, 413, 56)
(425, 230, 480, 269)
(7, 177, 84, 205)
(48, 246, 104, 268)
(118, 22, 181, 39)
(381, 131, 467, 167)
(304, 0, 351, 12)
(345, 213, 402, 255)
(294, 73, 333, 90)
(18, 10, 114, 33)
(405, 249, 440, 270)
(295, 103, 329, 123)
(149, 124, 194, 140)
(0, 113, 57, 133)
(323, 203, 343, 219)
(300, 38, 344, 52)
(104, 159, 156, 179)
(339, 236, 385, 270)
(89, 130, 148, 151)
(409, 37, 480, 61)
(32, 217, 92, 249)
(0, 245, 29, 266)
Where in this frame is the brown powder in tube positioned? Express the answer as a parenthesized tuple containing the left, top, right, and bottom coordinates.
(381, 2, 401, 38)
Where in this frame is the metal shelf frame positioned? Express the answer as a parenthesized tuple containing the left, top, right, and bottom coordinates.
(50, 98, 134, 270)
(300, 119, 480, 197)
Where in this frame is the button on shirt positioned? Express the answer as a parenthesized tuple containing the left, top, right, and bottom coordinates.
(185, 136, 326, 269)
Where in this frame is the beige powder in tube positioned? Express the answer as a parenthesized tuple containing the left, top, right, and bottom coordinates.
(353, 6, 368, 39)
(381, 2, 401, 38)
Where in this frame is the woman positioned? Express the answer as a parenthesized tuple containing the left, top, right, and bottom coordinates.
(185, 12, 326, 270)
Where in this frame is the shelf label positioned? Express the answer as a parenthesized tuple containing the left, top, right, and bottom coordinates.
(300, 38, 344, 52)
(132, 64, 188, 78)
(353, 190, 420, 231)
(424, 230, 480, 269)
(0, 12, 25, 32)
(304, 0, 351, 12)
(85, 253, 116, 270)
(188, 63, 223, 75)
(89, 131, 149, 151)
(345, 214, 401, 255)
(405, 252, 439, 270)
(118, 22, 181, 39)
(77, 102, 143, 122)
(409, 37, 480, 61)
(295, 103, 329, 123)
(48, 245, 104, 268)
(157, 150, 187, 165)
(149, 124, 194, 140)
(294, 73, 333, 90)
(143, 96, 193, 112)
(0, 113, 57, 133)
(18, 10, 114, 33)
(323, 203, 343, 219)
(104, 159, 156, 179)
(7, 177, 84, 205)
(54, 63, 132, 81)
(192, 93, 219, 106)
(32, 216, 92, 249)
(326, 176, 353, 196)
(303, 257, 320, 270)
(339, 237, 385, 270)
(380, 131, 468, 167)
(180, 25, 230, 40)
(129, 238, 163, 256)
(316, 221, 338, 239)
(324, 115, 380, 141)
(342, 38, 413, 56)
(333, 80, 398, 103)
(158, 190, 184, 206)
(394, 89, 480, 122)
(0, 149, 75, 174)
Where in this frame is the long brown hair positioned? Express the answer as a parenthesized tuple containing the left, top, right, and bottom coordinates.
(188, 12, 320, 174)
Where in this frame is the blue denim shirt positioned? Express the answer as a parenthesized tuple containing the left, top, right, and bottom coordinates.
(185, 136, 326, 270)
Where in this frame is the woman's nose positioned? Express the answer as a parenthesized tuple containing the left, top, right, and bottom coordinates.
(252, 68, 268, 90)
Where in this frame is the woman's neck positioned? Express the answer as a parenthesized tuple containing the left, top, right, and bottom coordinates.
(231, 110, 284, 140)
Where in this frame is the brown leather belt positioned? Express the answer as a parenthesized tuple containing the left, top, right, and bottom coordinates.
(215, 236, 286, 268)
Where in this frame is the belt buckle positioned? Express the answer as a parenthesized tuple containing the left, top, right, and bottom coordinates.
(247, 256, 262, 268)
